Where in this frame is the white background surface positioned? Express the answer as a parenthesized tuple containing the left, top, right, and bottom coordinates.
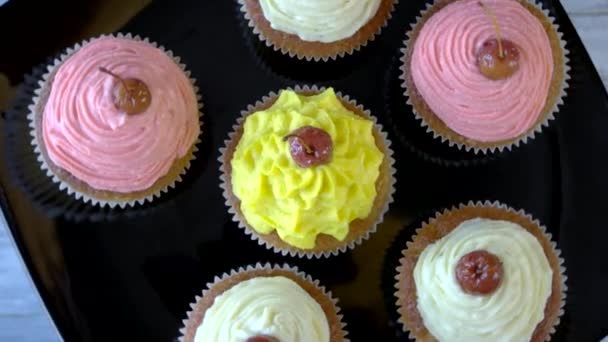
(0, 0, 607, 340)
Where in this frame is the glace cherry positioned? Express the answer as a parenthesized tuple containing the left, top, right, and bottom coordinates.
(455, 250, 504, 295)
(283, 126, 333, 168)
(477, 38, 520, 80)
(476, 2, 521, 80)
(99, 67, 151, 115)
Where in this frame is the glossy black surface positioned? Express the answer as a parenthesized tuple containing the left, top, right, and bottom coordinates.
(1, 0, 608, 341)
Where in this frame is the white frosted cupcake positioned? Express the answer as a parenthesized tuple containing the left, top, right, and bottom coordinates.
(393, 202, 567, 341)
(180, 264, 347, 341)
(239, 0, 397, 61)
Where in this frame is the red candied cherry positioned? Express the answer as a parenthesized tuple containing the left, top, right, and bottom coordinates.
(99, 67, 151, 114)
(283, 126, 333, 168)
(455, 250, 504, 295)
(476, 2, 521, 80)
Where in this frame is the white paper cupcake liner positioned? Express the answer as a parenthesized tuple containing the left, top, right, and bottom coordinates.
(27, 33, 204, 209)
(218, 85, 397, 258)
(400, 0, 571, 155)
(178, 262, 349, 342)
(238, 0, 399, 62)
(393, 200, 568, 341)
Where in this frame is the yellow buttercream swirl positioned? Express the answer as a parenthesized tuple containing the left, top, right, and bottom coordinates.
(231, 89, 383, 249)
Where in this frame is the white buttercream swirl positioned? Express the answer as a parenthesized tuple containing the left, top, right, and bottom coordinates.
(194, 276, 330, 342)
(413, 218, 552, 342)
(259, 0, 382, 43)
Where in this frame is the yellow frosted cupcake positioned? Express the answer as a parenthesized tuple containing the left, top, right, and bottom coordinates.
(219, 86, 395, 257)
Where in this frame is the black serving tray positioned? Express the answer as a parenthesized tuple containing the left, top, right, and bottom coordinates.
(1, 0, 607, 341)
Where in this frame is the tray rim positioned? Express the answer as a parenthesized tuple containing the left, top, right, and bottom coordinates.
(1, 0, 607, 340)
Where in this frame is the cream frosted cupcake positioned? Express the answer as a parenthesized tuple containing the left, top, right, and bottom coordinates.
(239, 0, 397, 61)
(393, 202, 567, 341)
(28, 34, 202, 208)
(179, 263, 347, 342)
(220, 86, 395, 257)
(401, 0, 569, 153)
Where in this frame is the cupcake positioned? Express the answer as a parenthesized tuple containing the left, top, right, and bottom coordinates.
(28, 34, 202, 208)
(239, 0, 397, 61)
(219, 86, 395, 258)
(393, 201, 567, 341)
(401, 0, 569, 153)
(179, 263, 347, 341)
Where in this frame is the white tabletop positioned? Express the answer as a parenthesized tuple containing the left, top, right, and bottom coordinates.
(0, 0, 607, 340)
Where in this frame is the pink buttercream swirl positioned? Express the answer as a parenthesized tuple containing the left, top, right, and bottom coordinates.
(411, 0, 553, 142)
(42, 37, 199, 192)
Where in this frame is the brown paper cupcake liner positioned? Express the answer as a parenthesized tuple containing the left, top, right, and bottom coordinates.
(400, 0, 571, 155)
(27, 33, 204, 209)
(393, 200, 567, 341)
(381, 208, 435, 341)
(238, 0, 398, 62)
(236, 10, 371, 84)
(219, 85, 397, 258)
(178, 262, 349, 342)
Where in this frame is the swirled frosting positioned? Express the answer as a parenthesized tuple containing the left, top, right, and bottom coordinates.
(194, 276, 330, 342)
(231, 89, 383, 249)
(42, 37, 199, 192)
(411, 0, 554, 142)
(259, 0, 382, 43)
(413, 218, 552, 341)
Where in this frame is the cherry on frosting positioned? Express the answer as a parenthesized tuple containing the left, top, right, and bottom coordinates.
(455, 250, 504, 295)
(476, 2, 521, 80)
(99, 67, 151, 115)
(477, 38, 521, 80)
(246, 336, 280, 342)
(283, 126, 332, 168)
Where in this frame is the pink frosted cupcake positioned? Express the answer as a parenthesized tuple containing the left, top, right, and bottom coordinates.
(28, 34, 202, 208)
(401, 0, 569, 154)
